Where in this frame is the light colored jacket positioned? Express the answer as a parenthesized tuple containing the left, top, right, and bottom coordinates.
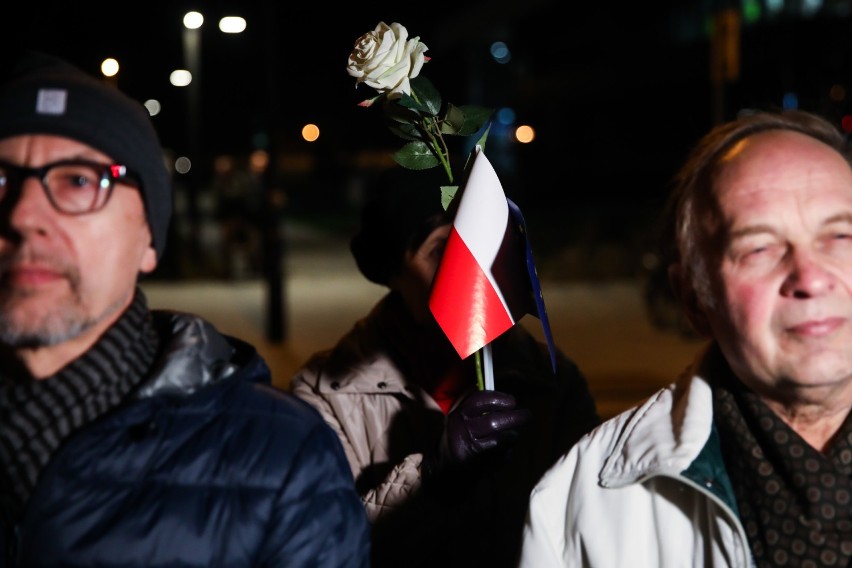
(292, 334, 438, 519)
(292, 292, 600, 568)
(519, 343, 753, 568)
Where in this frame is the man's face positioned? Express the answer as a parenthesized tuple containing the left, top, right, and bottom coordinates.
(0, 134, 156, 348)
(697, 130, 852, 400)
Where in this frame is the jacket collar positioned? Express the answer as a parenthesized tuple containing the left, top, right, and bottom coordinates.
(316, 350, 414, 395)
(133, 311, 249, 398)
(599, 342, 720, 488)
(311, 293, 455, 399)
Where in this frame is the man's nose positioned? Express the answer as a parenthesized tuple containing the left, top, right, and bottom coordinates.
(1, 176, 53, 233)
(780, 249, 835, 299)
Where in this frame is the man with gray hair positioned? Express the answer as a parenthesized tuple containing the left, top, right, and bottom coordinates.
(0, 51, 369, 566)
(520, 109, 852, 567)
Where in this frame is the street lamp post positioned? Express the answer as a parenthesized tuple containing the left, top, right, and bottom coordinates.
(182, 12, 203, 264)
(178, 9, 286, 340)
(261, 0, 286, 342)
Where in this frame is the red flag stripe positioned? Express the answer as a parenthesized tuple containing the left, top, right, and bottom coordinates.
(429, 226, 515, 359)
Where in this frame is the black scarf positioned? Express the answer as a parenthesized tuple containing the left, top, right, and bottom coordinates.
(713, 362, 852, 567)
(0, 288, 159, 519)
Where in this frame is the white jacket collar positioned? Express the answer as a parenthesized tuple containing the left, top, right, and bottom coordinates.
(599, 342, 719, 487)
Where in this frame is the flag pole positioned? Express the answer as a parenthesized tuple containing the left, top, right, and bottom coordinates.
(483, 343, 494, 391)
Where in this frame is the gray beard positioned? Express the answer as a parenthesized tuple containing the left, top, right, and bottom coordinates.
(0, 288, 128, 349)
(0, 312, 93, 347)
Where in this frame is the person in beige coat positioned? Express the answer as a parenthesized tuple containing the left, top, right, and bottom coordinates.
(291, 167, 600, 568)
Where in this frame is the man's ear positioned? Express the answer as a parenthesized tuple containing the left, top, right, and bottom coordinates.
(668, 263, 712, 337)
(139, 246, 158, 275)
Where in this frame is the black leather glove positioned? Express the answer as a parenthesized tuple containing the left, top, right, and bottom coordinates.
(423, 390, 531, 486)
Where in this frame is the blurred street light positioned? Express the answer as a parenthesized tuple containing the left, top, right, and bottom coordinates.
(100, 58, 119, 77)
(99, 57, 120, 88)
(169, 70, 192, 87)
(219, 16, 246, 33)
(301, 124, 320, 142)
(183, 11, 203, 30)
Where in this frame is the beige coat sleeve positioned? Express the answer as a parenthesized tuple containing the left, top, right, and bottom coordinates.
(291, 364, 428, 522)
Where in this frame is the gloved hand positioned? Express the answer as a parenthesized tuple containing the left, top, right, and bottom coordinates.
(423, 390, 531, 485)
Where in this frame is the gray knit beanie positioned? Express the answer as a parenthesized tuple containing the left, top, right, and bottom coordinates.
(0, 51, 172, 260)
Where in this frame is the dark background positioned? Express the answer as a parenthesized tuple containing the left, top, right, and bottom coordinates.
(4, 0, 852, 282)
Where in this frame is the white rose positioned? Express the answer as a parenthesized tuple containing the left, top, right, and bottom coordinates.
(347, 21, 428, 98)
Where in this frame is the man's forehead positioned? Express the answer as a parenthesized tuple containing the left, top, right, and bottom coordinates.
(720, 129, 847, 169)
(713, 131, 852, 196)
(0, 134, 112, 164)
(705, 176, 852, 241)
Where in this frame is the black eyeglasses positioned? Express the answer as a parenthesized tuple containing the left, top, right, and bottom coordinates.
(0, 159, 140, 215)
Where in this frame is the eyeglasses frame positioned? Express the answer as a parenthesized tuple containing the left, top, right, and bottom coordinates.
(0, 158, 141, 215)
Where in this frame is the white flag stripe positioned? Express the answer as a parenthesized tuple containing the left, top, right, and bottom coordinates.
(453, 146, 512, 314)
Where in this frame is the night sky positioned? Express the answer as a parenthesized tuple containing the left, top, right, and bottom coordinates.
(3, 1, 700, 164)
(4, 0, 852, 268)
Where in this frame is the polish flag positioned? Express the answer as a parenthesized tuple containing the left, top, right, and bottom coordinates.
(429, 146, 556, 370)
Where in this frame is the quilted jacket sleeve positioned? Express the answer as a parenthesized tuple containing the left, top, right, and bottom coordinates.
(291, 360, 431, 522)
(290, 369, 363, 480)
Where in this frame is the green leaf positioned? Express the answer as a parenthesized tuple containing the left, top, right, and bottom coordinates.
(456, 105, 495, 135)
(395, 93, 431, 115)
(383, 109, 423, 141)
(393, 141, 441, 170)
(387, 120, 423, 141)
(410, 76, 442, 116)
(474, 123, 492, 150)
(439, 103, 466, 135)
(463, 125, 492, 171)
(440, 185, 459, 210)
(384, 99, 422, 123)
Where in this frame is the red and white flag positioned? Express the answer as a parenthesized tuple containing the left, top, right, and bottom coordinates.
(429, 146, 556, 368)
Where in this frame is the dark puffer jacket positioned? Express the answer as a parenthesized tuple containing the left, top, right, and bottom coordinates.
(2, 312, 370, 567)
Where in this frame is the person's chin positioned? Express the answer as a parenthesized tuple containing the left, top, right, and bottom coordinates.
(0, 280, 74, 320)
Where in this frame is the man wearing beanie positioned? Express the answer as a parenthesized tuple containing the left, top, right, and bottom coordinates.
(0, 51, 369, 566)
(291, 167, 601, 568)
